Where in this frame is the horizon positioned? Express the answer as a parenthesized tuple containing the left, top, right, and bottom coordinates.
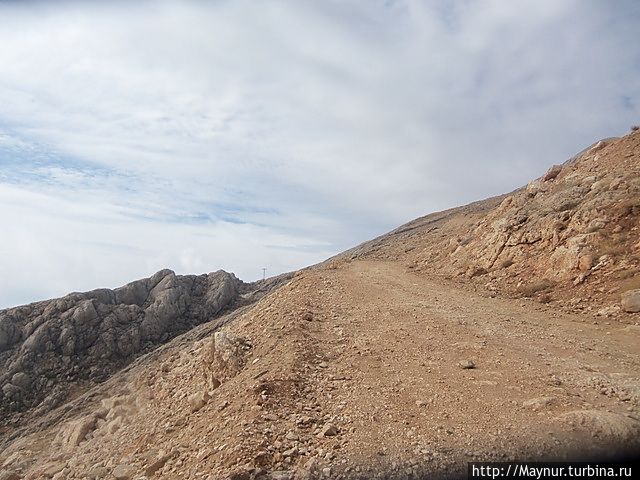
(1, 0, 639, 309)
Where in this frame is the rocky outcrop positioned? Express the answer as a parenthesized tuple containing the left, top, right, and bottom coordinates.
(0, 269, 244, 419)
(339, 131, 639, 316)
(443, 134, 640, 309)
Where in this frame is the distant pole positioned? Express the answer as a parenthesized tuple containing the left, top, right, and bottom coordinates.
(262, 268, 267, 280)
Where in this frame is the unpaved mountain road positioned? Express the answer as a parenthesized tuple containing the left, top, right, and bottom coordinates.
(284, 259, 640, 476)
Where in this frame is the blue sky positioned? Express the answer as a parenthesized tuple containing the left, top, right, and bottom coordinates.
(0, 0, 639, 308)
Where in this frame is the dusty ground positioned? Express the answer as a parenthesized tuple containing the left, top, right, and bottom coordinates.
(2, 259, 638, 479)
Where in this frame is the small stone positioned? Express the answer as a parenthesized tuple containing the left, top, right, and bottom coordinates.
(282, 447, 297, 457)
(112, 464, 137, 480)
(319, 423, 339, 437)
(458, 360, 475, 369)
(523, 397, 555, 410)
(42, 462, 65, 477)
(270, 472, 293, 480)
(595, 306, 620, 317)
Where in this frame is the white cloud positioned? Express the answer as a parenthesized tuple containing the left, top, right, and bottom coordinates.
(0, 0, 638, 307)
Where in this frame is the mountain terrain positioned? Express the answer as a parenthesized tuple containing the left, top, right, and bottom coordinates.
(0, 130, 639, 479)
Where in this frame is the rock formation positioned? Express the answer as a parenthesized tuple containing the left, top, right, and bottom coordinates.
(0, 269, 244, 419)
(345, 131, 640, 317)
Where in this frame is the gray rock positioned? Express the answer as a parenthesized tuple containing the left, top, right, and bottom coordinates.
(0, 269, 247, 418)
(458, 359, 476, 369)
(0, 317, 20, 352)
(621, 289, 640, 313)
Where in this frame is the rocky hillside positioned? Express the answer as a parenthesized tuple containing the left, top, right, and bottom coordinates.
(0, 268, 290, 425)
(344, 130, 640, 318)
(0, 130, 638, 480)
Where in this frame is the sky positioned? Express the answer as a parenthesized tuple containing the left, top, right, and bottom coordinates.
(0, 0, 639, 309)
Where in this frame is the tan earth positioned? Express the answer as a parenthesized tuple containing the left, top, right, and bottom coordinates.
(1, 130, 639, 479)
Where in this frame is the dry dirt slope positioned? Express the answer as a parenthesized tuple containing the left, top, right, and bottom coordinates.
(0, 131, 639, 480)
(340, 130, 640, 316)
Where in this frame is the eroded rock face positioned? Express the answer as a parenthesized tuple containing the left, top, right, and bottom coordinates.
(0, 269, 242, 418)
(441, 135, 640, 303)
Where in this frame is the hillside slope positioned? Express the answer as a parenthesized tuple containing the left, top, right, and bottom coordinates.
(0, 130, 638, 480)
(342, 132, 640, 316)
(0, 269, 292, 427)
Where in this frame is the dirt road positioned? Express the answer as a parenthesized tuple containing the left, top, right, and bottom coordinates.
(280, 259, 640, 475)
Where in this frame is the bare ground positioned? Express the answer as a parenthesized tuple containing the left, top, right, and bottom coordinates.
(4, 258, 637, 479)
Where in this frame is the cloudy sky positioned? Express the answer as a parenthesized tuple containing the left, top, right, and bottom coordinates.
(0, 0, 638, 308)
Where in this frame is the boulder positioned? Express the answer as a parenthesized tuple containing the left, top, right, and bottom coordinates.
(621, 289, 640, 313)
(543, 164, 562, 181)
(0, 318, 19, 352)
(204, 331, 252, 381)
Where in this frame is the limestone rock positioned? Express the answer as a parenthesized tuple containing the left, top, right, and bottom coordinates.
(543, 164, 562, 181)
(319, 423, 338, 437)
(188, 391, 210, 413)
(458, 360, 475, 369)
(595, 306, 620, 317)
(58, 414, 99, 450)
(112, 464, 137, 480)
(621, 289, 640, 313)
(577, 254, 594, 272)
(0, 269, 244, 417)
(203, 330, 252, 383)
